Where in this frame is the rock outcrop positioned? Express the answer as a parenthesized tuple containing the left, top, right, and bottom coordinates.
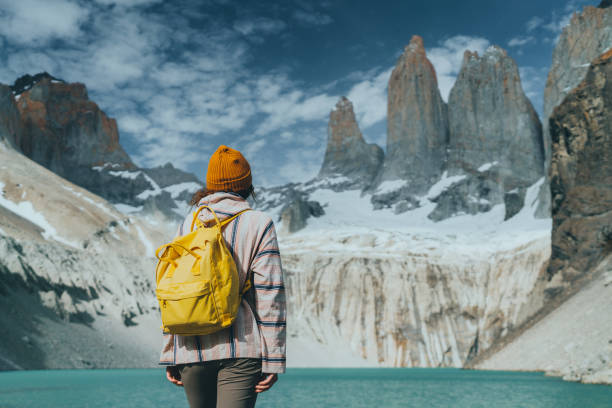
(548, 49, 612, 282)
(319, 97, 383, 188)
(15, 75, 134, 175)
(279, 190, 325, 234)
(382, 35, 448, 194)
(447, 46, 543, 188)
(0, 85, 22, 149)
(538, 4, 612, 216)
(427, 168, 505, 222)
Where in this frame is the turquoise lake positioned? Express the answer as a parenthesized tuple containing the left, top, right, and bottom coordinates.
(0, 368, 610, 407)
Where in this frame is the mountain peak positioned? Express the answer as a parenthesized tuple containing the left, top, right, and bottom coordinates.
(404, 35, 426, 56)
(11, 72, 64, 95)
(483, 45, 507, 59)
(463, 50, 479, 62)
(332, 96, 352, 112)
(318, 96, 383, 187)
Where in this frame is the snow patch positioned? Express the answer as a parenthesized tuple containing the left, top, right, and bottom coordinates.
(376, 180, 408, 195)
(108, 170, 142, 180)
(92, 163, 122, 172)
(163, 182, 201, 199)
(304, 176, 352, 191)
(114, 203, 143, 214)
(478, 161, 499, 172)
(0, 182, 78, 248)
(136, 173, 162, 200)
(424, 171, 466, 200)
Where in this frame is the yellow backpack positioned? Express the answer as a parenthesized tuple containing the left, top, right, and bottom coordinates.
(155, 206, 251, 336)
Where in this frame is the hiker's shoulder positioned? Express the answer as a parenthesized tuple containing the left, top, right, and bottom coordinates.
(243, 209, 276, 229)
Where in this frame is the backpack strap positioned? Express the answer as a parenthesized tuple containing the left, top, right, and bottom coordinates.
(219, 209, 251, 228)
(191, 205, 221, 231)
(190, 206, 251, 231)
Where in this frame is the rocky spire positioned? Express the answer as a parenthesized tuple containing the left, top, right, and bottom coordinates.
(447, 45, 543, 189)
(381, 35, 448, 194)
(319, 96, 383, 187)
(548, 48, 612, 283)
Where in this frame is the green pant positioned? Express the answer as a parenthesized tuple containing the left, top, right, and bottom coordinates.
(178, 358, 262, 408)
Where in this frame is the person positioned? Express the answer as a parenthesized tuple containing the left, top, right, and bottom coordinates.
(160, 145, 286, 408)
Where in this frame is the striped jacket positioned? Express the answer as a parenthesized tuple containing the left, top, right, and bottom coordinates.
(159, 192, 286, 373)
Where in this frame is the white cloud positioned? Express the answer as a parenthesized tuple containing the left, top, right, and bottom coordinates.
(427, 35, 491, 101)
(524, 0, 592, 45)
(526, 16, 544, 32)
(242, 139, 266, 159)
(543, 13, 573, 36)
(94, 0, 162, 6)
(346, 68, 391, 129)
(132, 129, 203, 169)
(0, 0, 89, 45)
(254, 75, 337, 135)
(233, 17, 286, 36)
(5, 52, 60, 81)
(261, 141, 325, 186)
(118, 114, 150, 134)
(508, 36, 535, 47)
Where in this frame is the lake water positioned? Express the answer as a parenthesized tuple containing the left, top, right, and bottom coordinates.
(0, 368, 610, 408)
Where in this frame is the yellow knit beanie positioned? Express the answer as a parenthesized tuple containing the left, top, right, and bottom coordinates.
(206, 145, 252, 192)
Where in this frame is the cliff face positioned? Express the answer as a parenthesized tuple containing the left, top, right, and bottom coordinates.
(447, 47, 543, 188)
(543, 5, 612, 163)
(548, 49, 612, 282)
(0, 85, 22, 150)
(16, 76, 134, 174)
(383, 36, 448, 194)
(319, 97, 384, 188)
(282, 231, 550, 367)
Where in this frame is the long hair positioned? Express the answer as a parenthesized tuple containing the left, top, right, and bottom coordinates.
(189, 185, 256, 207)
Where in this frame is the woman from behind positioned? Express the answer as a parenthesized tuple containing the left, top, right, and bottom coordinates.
(161, 145, 286, 408)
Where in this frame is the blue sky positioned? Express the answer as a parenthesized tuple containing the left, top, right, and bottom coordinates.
(0, 0, 598, 186)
